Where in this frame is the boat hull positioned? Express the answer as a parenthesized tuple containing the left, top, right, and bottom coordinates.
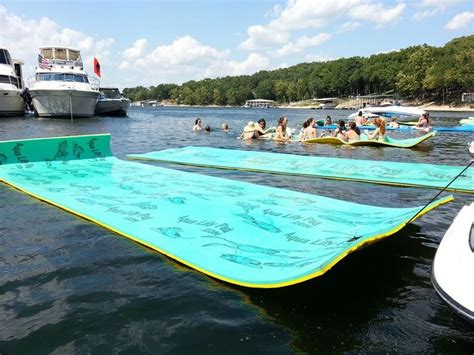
(30, 89, 99, 118)
(95, 98, 130, 116)
(0, 88, 25, 116)
(432, 203, 474, 323)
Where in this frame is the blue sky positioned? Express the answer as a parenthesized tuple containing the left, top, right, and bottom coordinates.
(0, 0, 473, 88)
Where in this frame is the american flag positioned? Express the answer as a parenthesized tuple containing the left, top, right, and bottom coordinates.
(38, 54, 52, 70)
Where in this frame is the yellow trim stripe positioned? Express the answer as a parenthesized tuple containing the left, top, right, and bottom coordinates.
(127, 156, 473, 194)
(0, 176, 453, 288)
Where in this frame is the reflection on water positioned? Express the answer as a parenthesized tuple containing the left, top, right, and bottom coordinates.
(0, 107, 473, 353)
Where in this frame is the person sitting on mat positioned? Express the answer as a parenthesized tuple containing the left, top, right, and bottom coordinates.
(333, 120, 347, 139)
(193, 118, 203, 131)
(365, 117, 386, 141)
(300, 117, 318, 141)
(389, 117, 400, 128)
(345, 121, 360, 142)
(275, 116, 290, 141)
(354, 111, 365, 126)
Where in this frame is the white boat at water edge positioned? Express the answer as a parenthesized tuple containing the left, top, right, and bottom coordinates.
(0, 48, 26, 116)
(348, 105, 425, 120)
(28, 46, 99, 118)
(95, 87, 130, 116)
(432, 202, 474, 323)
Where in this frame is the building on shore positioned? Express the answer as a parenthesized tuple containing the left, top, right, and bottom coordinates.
(312, 97, 339, 109)
(243, 99, 275, 108)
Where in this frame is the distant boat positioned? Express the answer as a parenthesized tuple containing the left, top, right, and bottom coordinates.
(432, 202, 474, 323)
(0, 48, 26, 116)
(349, 105, 425, 120)
(28, 46, 100, 118)
(95, 87, 130, 116)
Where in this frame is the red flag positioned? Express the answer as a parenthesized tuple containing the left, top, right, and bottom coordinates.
(93, 57, 101, 77)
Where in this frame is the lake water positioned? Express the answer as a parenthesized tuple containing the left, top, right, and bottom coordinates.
(0, 107, 473, 353)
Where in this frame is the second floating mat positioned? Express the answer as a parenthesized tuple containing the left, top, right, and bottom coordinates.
(128, 146, 473, 193)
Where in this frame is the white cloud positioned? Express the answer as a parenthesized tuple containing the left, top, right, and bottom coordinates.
(445, 11, 474, 30)
(123, 39, 148, 60)
(276, 33, 332, 56)
(413, 0, 465, 21)
(120, 36, 270, 84)
(240, 1, 406, 52)
(337, 21, 361, 33)
(239, 25, 289, 50)
(0, 5, 114, 79)
(349, 3, 406, 27)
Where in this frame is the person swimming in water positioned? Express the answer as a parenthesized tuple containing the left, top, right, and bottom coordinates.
(333, 120, 347, 139)
(193, 118, 203, 131)
(241, 121, 267, 139)
(222, 123, 229, 132)
(275, 116, 290, 141)
(324, 115, 333, 126)
(300, 117, 318, 141)
(345, 121, 360, 142)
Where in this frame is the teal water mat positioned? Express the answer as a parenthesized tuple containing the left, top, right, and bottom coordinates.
(319, 124, 474, 132)
(128, 147, 474, 194)
(0, 134, 452, 288)
(304, 132, 435, 148)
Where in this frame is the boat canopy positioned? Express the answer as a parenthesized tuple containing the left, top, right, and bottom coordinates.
(40, 47, 82, 64)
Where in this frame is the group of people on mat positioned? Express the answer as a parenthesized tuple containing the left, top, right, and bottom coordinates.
(192, 112, 432, 142)
(237, 116, 387, 142)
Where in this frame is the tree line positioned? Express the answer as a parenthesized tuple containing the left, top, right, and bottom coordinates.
(122, 35, 473, 106)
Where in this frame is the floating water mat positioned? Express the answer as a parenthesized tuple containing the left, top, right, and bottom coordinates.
(127, 146, 473, 193)
(303, 132, 435, 148)
(319, 125, 474, 132)
(0, 134, 452, 288)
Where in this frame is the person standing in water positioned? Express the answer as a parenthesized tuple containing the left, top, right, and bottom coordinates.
(300, 117, 318, 141)
(193, 118, 203, 131)
(275, 116, 290, 141)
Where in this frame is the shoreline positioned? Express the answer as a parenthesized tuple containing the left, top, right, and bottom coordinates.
(140, 103, 474, 113)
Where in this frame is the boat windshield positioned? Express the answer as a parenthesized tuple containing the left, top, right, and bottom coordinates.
(36, 73, 89, 83)
(100, 88, 121, 99)
(0, 49, 12, 65)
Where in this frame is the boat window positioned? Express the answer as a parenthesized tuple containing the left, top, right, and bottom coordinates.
(0, 75, 18, 87)
(41, 48, 53, 59)
(0, 49, 12, 65)
(74, 75, 88, 83)
(68, 50, 79, 61)
(55, 48, 67, 60)
(52, 73, 64, 81)
(64, 74, 75, 81)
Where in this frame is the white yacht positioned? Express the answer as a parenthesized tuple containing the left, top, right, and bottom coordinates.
(95, 87, 130, 116)
(28, 46, 99, 118)
(0, 48, 26, 116)
(348, 105, 426, 121)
